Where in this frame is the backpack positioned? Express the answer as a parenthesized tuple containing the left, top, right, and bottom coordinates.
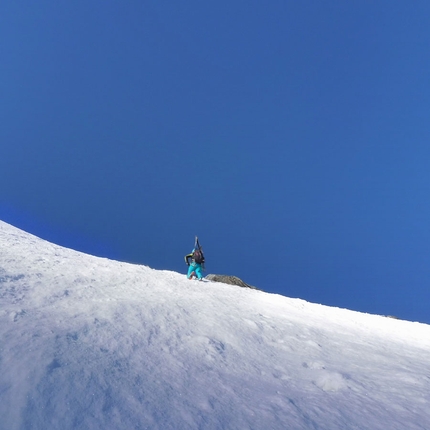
(193, 247, 205, 264)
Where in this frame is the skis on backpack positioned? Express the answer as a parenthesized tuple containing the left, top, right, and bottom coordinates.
(194, 236, 205, 268)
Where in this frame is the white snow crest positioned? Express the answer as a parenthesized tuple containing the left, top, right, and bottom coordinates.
(1, 220, 430, 430)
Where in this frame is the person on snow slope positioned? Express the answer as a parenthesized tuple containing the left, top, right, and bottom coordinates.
(185, 242, 205, 281)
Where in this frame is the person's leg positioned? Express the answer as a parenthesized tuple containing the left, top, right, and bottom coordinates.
(194, 265, 203, 280)
(187, 264, 196, 279)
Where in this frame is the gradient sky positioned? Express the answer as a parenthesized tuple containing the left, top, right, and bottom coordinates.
(2, 1, 430, 324)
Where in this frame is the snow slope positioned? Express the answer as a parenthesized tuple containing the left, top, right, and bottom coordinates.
(0, 221, 429, 430)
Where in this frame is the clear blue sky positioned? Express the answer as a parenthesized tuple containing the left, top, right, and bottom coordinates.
(1, 1, 430, 323)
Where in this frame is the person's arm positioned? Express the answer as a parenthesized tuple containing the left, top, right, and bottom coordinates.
(184, 253, 193, 265)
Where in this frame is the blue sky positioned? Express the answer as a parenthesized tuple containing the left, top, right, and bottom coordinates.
(1, 1, 430, 324)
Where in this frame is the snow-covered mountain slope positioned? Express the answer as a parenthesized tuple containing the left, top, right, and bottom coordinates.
(1, 221, 429, 430)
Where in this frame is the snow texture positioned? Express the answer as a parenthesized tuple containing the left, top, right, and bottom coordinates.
(0, 220, 429, 430)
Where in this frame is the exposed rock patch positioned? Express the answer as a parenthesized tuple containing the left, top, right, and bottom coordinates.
(205, 274, 258, 290)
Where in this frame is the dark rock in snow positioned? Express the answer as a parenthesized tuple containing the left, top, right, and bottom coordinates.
(205, 274, 258, 290)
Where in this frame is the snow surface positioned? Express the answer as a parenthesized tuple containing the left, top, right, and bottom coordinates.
(1, 221, 430, 430)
